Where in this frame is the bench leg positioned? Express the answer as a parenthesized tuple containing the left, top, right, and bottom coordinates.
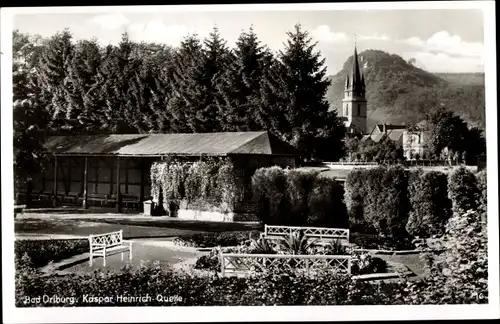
(103, 255, 106, 267)
(129, 247, 132, 261)
(121, 252, 124, 261)
(89, 254, 93, 267)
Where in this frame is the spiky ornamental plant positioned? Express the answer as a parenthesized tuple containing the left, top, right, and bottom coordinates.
(249, 237, 276, 254)
(279, 230, 318, 255)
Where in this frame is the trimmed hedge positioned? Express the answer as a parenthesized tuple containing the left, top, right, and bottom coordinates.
(14, 239, 89, 268)
(251, 166, 288, 225)
(406, 170, 452, 238)
(344, 169, 367, 231)
(448, 167, 480, 213)
(344, 166, 410, 242)
(251, 167, 347, 227)
(308, 177, 348, 228)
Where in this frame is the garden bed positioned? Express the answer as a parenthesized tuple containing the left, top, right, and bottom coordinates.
(173, 230, 262, 248)
(15, 239, 89, 268)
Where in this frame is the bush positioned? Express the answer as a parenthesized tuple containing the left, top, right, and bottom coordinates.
(344, 169, 367, 230)
(448, 167, 480, 213)
(251, 166, 288, 225)
(357, 166, 410, 242)
(408, 207, 488, 304)
(476, 170, 487, 207)
(194, 248, 221, 272)
(14, 239, 89, 268)
(350, 251, 388, 275)
(285, 170, 317, 226)
(173, 231, 261, 248)
(307, 177, 348, 228)
(406, 170, 452, 238)
(252, 167, 347, 227)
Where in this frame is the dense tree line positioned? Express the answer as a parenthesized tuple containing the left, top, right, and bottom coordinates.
(13, 25, 346, 191)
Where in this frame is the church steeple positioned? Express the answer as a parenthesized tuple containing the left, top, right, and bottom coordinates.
(345, 39, 365, 96)
(342, 38, 367, 135)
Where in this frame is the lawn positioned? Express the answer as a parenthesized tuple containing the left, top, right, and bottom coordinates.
(63, 241, 203, 274)
(15, 218, 208, 240)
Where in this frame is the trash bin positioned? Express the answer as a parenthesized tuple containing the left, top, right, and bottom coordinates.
(143, 200, 153, 216)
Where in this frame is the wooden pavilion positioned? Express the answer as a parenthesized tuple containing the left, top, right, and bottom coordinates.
(25, 131, 301, 212)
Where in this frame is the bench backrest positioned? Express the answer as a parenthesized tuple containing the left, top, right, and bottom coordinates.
(89, 230, 123, 248)
(264, 225, 349, 241)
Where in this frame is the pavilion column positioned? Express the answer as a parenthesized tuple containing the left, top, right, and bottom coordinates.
(116, 157, 121, 212)
(83, 157, 88, 209)
(53, 156, 58, 207)
(140, 160, 145, 205)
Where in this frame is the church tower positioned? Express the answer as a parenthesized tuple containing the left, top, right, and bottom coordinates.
(342, 42, 367, 135)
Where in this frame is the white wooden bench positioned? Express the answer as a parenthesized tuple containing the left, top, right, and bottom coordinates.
(262, 225, 350, 243)
(89, 230, 133, 267)
(14, 204, 26, 218)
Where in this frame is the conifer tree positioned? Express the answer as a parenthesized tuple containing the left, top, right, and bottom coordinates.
(216, 26, 267, 131)
(167, 34, 205, 133)
(195, 27, 232, 132)
(37, 29, 74, 132)
(64, 38, 102, 133)
(260, 24, 345, 160)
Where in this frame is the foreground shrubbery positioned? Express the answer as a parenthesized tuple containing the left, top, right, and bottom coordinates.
(16, 256, 487, 306)
(173, 231, 261, 248)
(415, 205, 488, 304)
(252, 167, 347, 227)
(14, 239, 88, 268)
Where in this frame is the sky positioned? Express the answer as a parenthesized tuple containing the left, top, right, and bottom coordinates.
(12, 7, 485, 75)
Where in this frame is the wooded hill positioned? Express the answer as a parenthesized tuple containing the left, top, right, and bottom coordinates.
(327, 50, 485, 130)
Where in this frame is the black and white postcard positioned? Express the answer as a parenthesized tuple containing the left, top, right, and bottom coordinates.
(1, 1, 498, 323)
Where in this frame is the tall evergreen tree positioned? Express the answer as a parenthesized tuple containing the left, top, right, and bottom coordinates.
(260, 24, 345, 160)
(64, 38, 102, 133)
(216, 26, 265, 131)
(167, 34, 205, 132)
(194, 27, 232, 132)
(99, 32, 139, 133)
(37, 29, 74, 132)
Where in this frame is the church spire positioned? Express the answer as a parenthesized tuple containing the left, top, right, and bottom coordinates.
(349, 39, 362, 92)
